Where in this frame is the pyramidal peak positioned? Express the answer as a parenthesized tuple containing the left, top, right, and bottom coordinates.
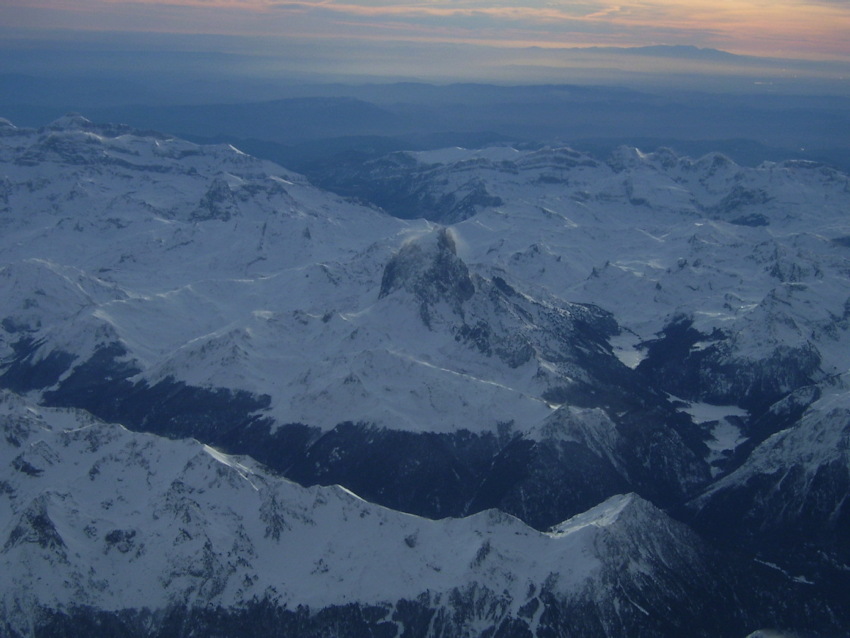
(549, 493, 654, 536)
(379, 227, 475, 325)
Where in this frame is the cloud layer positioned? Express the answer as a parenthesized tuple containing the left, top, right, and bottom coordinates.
(2, 0, 850, 84)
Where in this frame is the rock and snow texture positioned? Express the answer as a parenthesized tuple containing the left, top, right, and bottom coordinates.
(2, 116, 850, 635)
(3, 118, 850, 436)
(0, 117, 616, 436)
(688, 373, 850, 574)
(0, 392, 828, 637)
(0, 116, 711, 528)
(417, 146, 850, 384)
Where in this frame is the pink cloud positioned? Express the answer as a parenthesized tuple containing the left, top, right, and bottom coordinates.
(2, 0, 849, 60)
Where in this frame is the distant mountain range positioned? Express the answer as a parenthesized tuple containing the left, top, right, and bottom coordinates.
(550, 45, 744, 60)
(2, 76, 849, 172)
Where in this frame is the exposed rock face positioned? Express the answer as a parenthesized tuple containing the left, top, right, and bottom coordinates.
(379, 228, 475, 326)
(194, 176, 238, 221)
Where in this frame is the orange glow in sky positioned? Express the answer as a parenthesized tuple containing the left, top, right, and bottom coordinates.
(3, 0, 850, 82)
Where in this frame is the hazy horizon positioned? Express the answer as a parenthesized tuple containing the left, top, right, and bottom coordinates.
(3, 0, 850, 175)
(2, 0, 850, 97)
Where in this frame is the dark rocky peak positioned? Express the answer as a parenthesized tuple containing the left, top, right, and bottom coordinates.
(379, 228, 474, 326)
(193, 176, 239, 222)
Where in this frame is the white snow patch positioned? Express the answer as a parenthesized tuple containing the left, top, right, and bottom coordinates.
(678, 400, 748, 473)
(608, 332, 646, 369)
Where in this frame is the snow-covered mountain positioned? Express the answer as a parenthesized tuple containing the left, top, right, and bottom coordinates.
(0, 116, 709, 528)
(317, 142, 850, 468)
(2, 115, 850, 635)
(0, 390, 833, 637)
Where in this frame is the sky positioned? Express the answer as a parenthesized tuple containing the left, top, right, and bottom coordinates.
(2, 0, 850, 88)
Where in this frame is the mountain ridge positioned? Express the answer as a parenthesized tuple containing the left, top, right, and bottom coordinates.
(2, 390, 837, 637)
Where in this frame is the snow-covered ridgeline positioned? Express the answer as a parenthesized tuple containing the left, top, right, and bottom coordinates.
(1, 390, 712, 633)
